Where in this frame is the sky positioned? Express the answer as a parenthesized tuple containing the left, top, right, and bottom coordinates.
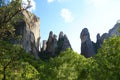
(22, 0, 120, 53)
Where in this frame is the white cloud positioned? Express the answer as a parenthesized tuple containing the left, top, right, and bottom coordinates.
(22, 0, 36, 12)
(60, 8, 74, 23)
(47, 0, 54, 3)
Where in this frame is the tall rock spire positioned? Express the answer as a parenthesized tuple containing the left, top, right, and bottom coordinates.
(80, 28, 95, 58)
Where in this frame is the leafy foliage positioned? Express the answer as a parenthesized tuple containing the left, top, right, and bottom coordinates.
(0, 0, 30, 40)
(37, 36, 120, 80)
(92, 36, 120, 80)
(0, 36, 120, 80)
(0, 40, 40, 80)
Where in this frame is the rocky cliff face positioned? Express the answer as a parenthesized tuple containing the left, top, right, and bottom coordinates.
(80, 22, 120, 58)
(56, 31, 72, 54)
(46, 31, 57, 57)
(40, 31, 72, 58)
(109, 23, 120, 36)
(80, 28, 95, 58)
(15, 10, 40, 59)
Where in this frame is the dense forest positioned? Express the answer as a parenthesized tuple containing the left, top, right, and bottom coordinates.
(0, 0, 120, 80)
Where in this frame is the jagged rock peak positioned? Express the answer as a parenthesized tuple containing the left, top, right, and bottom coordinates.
(101, 33, 110, 41)
(62, 34, 72, 51)
(80, 28, 95, 58)
(109, 23, 120, 36)
(53, 34, 57, 40)
(41, 40, 47, 52)
(96, 33, 102, 45)
(59, 31, 64, 39)
(80, 28, 90, 43)
(57, 31, 72, 50)
(96, 33, 101, 40)
(49, 31, 54, 38)
(40, 31, 72, 58)
(46, 31, 58, 56)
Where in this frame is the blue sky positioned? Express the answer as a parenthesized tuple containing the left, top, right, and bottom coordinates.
(23, 0, 120, 53)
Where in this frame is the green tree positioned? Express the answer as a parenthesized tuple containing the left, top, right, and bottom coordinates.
(38, 49, 93, 80)
(0, 40, 40, 80)
(0, 0, 30, 40)
(92, 36, 120, 80)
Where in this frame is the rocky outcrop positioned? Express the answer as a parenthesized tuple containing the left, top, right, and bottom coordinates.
(61, 34, 72, 51)
(95, 22, 120, 50)
(80, 28, 95, 58)
(41, 40, 47, 52)
(56, 31, 72, 54)
(109, 23, 120, 36)
(15, 10, 40, 59)
(96, 34, 102, 48)
(40, 31, 72, 58)
(80, 21, 120, 58)
(101, 33, 110, 42)
(46, 31, 57, 57)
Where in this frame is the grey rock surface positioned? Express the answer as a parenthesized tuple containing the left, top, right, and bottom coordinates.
(41, 40, 47, 52)
(80, 28, 95, 58)
(61, 34, 72, 51)
(41, 31, 72, 57)
(46, 31, 58, 56)
(15, 10, 40, 59)
(109, 23, 120, 36)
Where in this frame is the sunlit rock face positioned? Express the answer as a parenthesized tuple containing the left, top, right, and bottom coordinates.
(80, 28, 95, 58)
(15, 10, 40, 59)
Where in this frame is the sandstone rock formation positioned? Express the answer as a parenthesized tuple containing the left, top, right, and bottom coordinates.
(46, 31, 58, 57)
(95, 22, 120, 49)
(80, 22, 120, 58)
(15, 10, 40, 59)
(109, 23, 120, 36)
(41, 40, 47, 52)
(96, 33, 102, 48)
(80, 28, 95, 58)
(40, 31, 72, 58)
(56, 31, 72, 54)
(62, 34, 72, 51)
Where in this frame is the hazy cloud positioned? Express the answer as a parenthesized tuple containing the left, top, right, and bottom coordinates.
(60, 8, 74, 23)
